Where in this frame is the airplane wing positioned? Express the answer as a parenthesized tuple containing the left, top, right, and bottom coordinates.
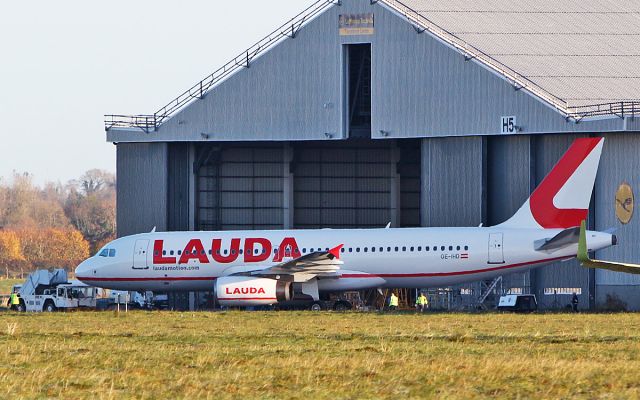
(578, 221, 640, 274)
(247, 244, 344, 282)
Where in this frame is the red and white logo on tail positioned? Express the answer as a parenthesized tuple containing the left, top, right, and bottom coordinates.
(499, 137, 605, 229)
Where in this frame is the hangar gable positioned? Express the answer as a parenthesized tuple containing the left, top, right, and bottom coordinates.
(106, 0, 640, 142)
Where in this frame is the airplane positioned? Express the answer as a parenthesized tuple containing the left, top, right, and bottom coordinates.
(578, 220, 640, 274)
(76, 137, 616, 308)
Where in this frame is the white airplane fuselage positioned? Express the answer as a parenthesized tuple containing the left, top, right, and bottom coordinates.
(76, 226, 615, 292)
(77, 137, 613, 300)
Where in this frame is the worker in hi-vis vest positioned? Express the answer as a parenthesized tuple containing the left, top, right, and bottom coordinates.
(9, 290, 20, 311)
(389, 292, 399, 311)
(415, 292, 428, 312)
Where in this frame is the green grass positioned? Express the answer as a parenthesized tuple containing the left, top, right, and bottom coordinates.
(0, 279, 21, 295)
(2, 311, 640, 399)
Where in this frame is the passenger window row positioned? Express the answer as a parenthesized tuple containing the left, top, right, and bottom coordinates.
(336, 245, 469, 253)
(155, 245, 469, 257)
(156, 248, 272, 256)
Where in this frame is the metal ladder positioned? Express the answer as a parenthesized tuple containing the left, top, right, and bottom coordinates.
(476, 276, 503, 309)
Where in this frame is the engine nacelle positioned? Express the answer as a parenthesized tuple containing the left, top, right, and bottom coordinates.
(215, 276, 292, 307)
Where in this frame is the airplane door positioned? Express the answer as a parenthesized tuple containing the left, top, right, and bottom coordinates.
(133, 240, 150, 270)
(488, 233, 504, 264)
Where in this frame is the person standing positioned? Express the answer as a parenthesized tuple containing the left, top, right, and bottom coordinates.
(9, 290, 20, 311)
(389, 292, 399, 311)
(415, 292, 428, 312)
(571, 292, 579, 312)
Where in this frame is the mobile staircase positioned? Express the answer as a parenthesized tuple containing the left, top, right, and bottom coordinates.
(15, 269, 97, 312)
(475, 276, 503, 310)
(19, 269, 68, 298)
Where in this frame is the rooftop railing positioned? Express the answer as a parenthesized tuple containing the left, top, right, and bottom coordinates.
(106, 0, 640, 133)
(105, 0, 340, 132)
(569, 101, 640, 121)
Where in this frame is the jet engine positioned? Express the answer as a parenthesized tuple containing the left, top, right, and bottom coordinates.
(214, 276, 292, 307)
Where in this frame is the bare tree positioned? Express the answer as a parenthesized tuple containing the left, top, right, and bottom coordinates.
(77, 169, 116, 196)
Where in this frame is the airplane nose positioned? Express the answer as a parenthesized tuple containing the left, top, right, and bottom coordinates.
(75, 259, 92, 279)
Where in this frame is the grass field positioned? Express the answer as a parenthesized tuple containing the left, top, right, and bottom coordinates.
(0, 279, 21, 295)
(2, 311, 640, 399)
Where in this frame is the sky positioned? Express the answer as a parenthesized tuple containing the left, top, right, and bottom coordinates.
(0, 0, 317, 185)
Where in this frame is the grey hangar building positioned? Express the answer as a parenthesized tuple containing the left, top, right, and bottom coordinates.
(106, 0, 640, 311)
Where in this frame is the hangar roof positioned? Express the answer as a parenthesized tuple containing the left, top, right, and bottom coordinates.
(107, 0, 640, 134)
(387, 0, 640, 116)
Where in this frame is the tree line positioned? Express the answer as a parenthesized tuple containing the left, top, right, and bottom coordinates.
(0, 170, 115, 277)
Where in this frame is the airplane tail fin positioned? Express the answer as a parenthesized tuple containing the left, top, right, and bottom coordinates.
(497, 137, 605, 229)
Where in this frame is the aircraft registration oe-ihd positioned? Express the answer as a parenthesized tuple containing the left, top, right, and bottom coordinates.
(76, 137, 616, 307)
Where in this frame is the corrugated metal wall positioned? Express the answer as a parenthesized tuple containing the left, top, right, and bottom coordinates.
(420, 136, 486, 306)
(421, 136, 486, 227)
(116, 143, 168, 237)
(371, 3, 622, 139)
(594, 133, 640, 310)
(110, 0, 640, 310)
(116, 134, 640, 309)
(145, 1, 346, 142)
(167, 143, 191, 231)
(108, 0, 625, 145)
(486, 135, 534, 293)
(531, 134, 592, 309)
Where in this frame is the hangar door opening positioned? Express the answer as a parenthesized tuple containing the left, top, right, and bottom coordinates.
(292, 141, 420, 229)
(195, 145, 284, 231)
(345, 44, 372, 139)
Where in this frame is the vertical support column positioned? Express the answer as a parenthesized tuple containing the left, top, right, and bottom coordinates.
(283, 144, 295, 229)
(420, 138, 430, 227)
(167, 143, 191, 232)
(528, 135, 539, 298)
(189, 143, 196, 231)
(588, 161, 597, 310)
(116, 143, 168, 237)
(486, 135, 535, 295)
(480, 137, 488, 227)
(389, 143, 401, 228)
(419, 136, 485, 227)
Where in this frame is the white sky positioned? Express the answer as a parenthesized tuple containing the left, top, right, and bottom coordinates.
(0, 0, 316, 185)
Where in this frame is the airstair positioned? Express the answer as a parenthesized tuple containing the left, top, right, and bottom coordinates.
(19, 269, 67, 297)
(475, 276, 503, 310)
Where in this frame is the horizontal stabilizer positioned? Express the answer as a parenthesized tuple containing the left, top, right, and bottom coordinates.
(578, 221, 640, 274)
(535, 226, 580, 252)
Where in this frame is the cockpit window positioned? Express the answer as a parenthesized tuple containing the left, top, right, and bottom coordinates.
(99, 249, 109, 257)
(108, 249, 116, 257)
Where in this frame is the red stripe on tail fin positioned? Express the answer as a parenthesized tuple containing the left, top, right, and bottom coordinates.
(529, 138, 602, 228)
(497, 137, 604, 229)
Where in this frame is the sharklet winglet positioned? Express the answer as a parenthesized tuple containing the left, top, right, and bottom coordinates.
(329, 244, 344, 260)
(578, 220, 640, 274)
